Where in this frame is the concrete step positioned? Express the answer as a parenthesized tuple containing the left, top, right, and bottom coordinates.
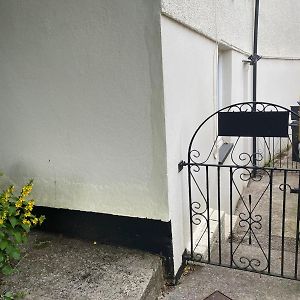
(0, 231, 164, 300)
(192, 209, 238, 260)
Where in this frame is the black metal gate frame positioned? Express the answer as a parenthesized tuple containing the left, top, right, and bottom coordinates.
(180, 101, 300, 280)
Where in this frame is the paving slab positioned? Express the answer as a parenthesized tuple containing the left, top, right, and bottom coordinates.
(161, 263, 300, 300)
(162, 150, 300, 300)
(0, 231, 163, 300)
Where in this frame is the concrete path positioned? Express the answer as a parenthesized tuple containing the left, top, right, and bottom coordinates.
(161, 151, 300, 300)
(0, 231, 163, 300)
(161, 263, 300, 300)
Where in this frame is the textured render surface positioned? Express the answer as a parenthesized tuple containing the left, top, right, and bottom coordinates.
(0, 0, 169, 220)
(259, 0, 300, 58)
(258, 59, 300, 107)
(162, 0, 253, 53)
(161, 15, 216, 273)
(161, 16, 252, 274)
(0, 231, 164, 300)
(162, 0, 300, 58)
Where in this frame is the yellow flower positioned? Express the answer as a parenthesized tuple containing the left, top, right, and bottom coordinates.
(0, 219, 3, 225)
(32, 218, 38, 225)
(15, 199, 22, 208)
(21, 182, 33, 197)
(22, 219, 31, 226)
(0, 185, 13, 203)
(25, 200, 35, 212)
(24, 212, 31, 218)
(0, 211, 7, 222)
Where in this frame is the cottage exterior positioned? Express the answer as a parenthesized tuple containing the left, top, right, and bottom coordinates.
(0, 0, 300, 279)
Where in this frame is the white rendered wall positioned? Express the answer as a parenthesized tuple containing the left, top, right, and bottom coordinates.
(162, 0, 300, 58)
(161, 16, 216, 273)
(162, 0, 253, 54)
(161, 16, 252, 273)
(259, 0, 300, 58)
(219, 50, 252, 214)
(257, 59, 300, 108)
(161, 15, 255, 273)
(0, 0, 169, 221)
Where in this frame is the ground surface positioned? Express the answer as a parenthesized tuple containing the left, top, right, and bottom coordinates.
(161, 150, 300, 299)
(161, 263, 300, 300)
(0, 231, 163, 300)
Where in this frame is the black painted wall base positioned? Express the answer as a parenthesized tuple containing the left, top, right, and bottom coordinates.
(33, 206, 175, 279)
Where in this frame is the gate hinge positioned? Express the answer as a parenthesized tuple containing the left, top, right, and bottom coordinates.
(178, 160, 186, 173)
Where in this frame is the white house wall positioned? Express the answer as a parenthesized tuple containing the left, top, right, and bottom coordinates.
(162, 0, 300, 59)
(259, 0, 300, 58)
(162, 0, 253, 54)
(0, 0, 169, 221)
(161, 15, 253, 273)
(161, 16, 216, 272)
(258, 59, 300, 107)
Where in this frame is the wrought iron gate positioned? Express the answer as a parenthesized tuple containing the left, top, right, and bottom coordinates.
(180, 102, 300, 280)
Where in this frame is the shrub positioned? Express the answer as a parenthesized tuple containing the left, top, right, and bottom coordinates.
(0, 180, 45, 275)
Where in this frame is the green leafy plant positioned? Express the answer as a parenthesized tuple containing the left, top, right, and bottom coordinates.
(0, 180, 45, 275)
(0, 291, 26, 300)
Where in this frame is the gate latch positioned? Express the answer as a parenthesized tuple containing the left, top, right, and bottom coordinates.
(290, 188, 300, 194)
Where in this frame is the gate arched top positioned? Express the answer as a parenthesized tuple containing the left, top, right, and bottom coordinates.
(184, 101, 300, 279)
(187, 101, 299, 166)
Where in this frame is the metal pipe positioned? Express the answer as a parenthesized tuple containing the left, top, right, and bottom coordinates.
(252, 0, 260, 171)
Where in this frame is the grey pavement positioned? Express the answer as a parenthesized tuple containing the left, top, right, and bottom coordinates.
(0, 231, 163, 300)
(161, 263, 300, 300)
(161, 150, 300, 300)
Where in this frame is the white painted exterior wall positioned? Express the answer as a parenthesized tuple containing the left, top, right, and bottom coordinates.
(259, 1, 300, 58)
(162, 0, 300, 59)
(162, 0, 254, 53)
(161, 15, 256, 271)
(0, 0, 169, 221)
(258, 59, 300, 107)
(161, 16, 216, 272)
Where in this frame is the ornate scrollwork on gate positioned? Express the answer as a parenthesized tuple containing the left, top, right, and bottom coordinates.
(185, 101, 300, 278)
(230, 167, 270, 272)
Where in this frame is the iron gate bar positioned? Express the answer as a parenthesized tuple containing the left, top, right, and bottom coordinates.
(230, 167, 233, 268)
(217, 166, 221, 265)
(184, 162, 300, 173)
(186, 167, 300, 279)
(267, 169, 273, 274)
(184, 165, 300, 280)
(281, 170, 287, 276)
(273, 137, 275, 167)
(252, 0, 261, 169)
(184, 259, 300, 281)
(206, 165, 211, 263)
(295, 173, 300, 279)
(182, 101, 300, 281)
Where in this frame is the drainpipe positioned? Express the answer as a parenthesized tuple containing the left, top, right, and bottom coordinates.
(249, 0, 261, 170)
